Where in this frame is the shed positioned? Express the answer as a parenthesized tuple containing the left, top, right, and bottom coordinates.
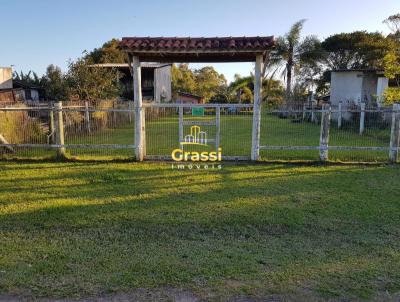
(330, 69, 388, 108)
(176, 91, 204, 104)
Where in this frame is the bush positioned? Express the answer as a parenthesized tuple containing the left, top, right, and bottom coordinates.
(0, 105, 44, 145)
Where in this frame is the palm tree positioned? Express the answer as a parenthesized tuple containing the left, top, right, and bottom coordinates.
(267, 19, 323, 103)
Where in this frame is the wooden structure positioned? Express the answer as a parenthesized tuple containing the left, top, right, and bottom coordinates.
(90, 63, 172, 102)
(119, 36, 275, 161)
(176, 91, 204, 105)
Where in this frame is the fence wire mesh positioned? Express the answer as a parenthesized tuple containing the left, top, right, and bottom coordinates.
(0, 101, 399, 163)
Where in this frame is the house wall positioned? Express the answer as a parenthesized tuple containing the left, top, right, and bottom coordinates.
(154, 65, 172, 102)
(176, 95, 202, 104)
(361, 74, 378, 104)
(330, 71, 363, 108)
(376, 77, 389, 105)
(0, 67, 13, 90)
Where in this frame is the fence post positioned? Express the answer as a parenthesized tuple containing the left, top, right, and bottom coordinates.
(84, 101, 91, 133)
(251, 54, 263, 161)
(338, 101, 342, 129)
(178, 106, 183, 149)
(319, 104, 331, 161)
(215, 107, 221, 151)
(311, 102, 316, 123)
(302, 103, 306, 120)
(128, 100, 133, 123)
(389, 103, 400, 163)
(49, 102, 55, 144)
(360, 102, 365, 135)
(54, 101, 66, 158)
(132, 56, 144, 161)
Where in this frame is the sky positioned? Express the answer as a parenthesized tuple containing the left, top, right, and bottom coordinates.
(1, 0, 399, 83)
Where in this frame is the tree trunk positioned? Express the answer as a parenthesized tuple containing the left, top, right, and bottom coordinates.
(285, 62, 293, 104)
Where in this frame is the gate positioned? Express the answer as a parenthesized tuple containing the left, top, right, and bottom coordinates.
(143, 103, 253, 160)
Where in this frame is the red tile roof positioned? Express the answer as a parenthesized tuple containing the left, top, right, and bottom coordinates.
(119, 36, 274, 62)
(120, 36, 274, 52)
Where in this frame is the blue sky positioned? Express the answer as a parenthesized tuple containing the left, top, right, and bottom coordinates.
(1, 0, 398, 83)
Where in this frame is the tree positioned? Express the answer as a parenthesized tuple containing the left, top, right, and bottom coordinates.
(12, 70, 42, 86)
(321, 31, 390, 70)
(267, 19, 323, 102)
(86, 39, 128, 63)
(383, 51, 400, 104)
(171, 64, 197, 96)
(384, 14, 400, 37)
(171, 64, 227, 102)
(66, 56, 121, 101)
(42, 65, 69, 101)
(228, 74, 284, 106)
(193, 66, 227, 101)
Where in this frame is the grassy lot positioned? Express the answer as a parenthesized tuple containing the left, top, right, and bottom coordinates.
(0, 161, 400, 301)
(1, 113, 392, 162)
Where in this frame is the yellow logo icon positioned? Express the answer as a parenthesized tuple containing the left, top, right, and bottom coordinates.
(181, 126, 208, 146)
(172, 125, 222, 162)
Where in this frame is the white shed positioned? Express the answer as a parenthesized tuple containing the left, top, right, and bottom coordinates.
(330, 69, 388, 108)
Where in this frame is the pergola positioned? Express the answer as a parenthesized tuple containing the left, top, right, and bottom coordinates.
(119, 36, 275, 161)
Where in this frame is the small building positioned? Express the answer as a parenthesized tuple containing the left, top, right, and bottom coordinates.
(90, 63, 172, 102)
(330, 69, 389, 108)
(0, 67, 13, 90)
(0, 67, 40, 104)
(12, 80, 40, 102)
(176, 91, 204, 104)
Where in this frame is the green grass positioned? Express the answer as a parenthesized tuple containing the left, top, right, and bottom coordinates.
(0, 161, 400, 300)
(1, 113, 393, 162)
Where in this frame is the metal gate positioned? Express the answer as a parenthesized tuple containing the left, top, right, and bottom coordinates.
(143, 103, 253, 160)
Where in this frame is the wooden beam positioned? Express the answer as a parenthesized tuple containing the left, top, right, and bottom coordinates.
(132, 56, 145, 161)
(251, 54, 263, 161)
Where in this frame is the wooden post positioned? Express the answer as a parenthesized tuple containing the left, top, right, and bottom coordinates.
(338, 101, 342, 129)
(360, 102, 365, 135)
(132, 56, 144, 161)
(311, 102, 316, 123)
(319, 104, 331, 161)
(389, 103, 400, 163)
(112, 101, 117, 126)
(84, 101, 91, 133)
(54, 101, 66, 158)
(302, 103, 306, 120)
(215, 107, 221, 151)
(49, 103, 55, 144)
(128, 100, 133, 123)
(178, 106, 183, 149)
(251, 54, 263, 161)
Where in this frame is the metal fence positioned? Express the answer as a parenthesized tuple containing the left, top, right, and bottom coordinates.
(0, 101, 399, 163)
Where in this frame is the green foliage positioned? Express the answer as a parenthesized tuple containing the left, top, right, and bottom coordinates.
(171, 64, 227, 102)
(227, 74, 284, 106)
(85, 39, 128, 63)
(267, 19, 323, 101)
(66, 56, 121, 101)
(171, 64, 197, 95)
(383, 49, 400, 105)
(12, 70, 42, 86)
(0, 105, 43, 145)
(321, 31, 390, 70)
(383, 87, 400, 105)
(41, 65, 69, 101)
(383, 13, 400, 37)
